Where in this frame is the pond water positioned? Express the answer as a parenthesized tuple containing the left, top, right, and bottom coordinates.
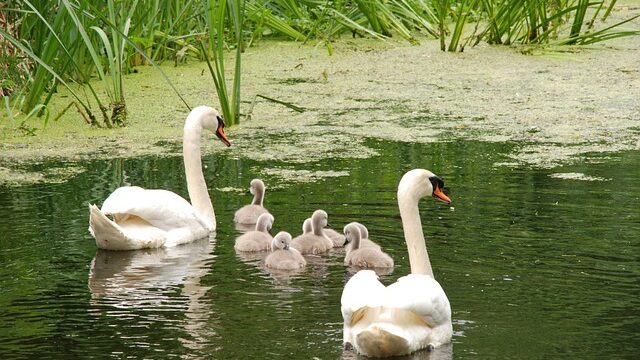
(0, 139, 638, 359)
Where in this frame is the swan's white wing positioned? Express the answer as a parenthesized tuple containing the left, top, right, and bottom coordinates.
(101, 186, 208, 231)
(341, 270, 386, 321)
(385, 274, 451, 327)
(341, 270, 387, 344)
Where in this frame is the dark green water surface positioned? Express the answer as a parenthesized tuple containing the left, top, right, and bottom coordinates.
(0, 139, 638, 359)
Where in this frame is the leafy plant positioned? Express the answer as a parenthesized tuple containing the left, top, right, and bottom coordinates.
(203, 0, 244, 126)
(3, 0, 639, 133)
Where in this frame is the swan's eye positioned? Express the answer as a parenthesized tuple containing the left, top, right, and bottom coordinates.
(216, 115, 225, 128)
(429, 175, 451, 204)
(428, 176, 445, 191)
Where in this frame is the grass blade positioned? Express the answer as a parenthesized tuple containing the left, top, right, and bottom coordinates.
(256, 94, 305, 112)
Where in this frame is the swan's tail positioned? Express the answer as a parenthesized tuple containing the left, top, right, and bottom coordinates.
(88, 204, 128, 250)
(355, 327, 411, 358)
(88, 204, 167, 250)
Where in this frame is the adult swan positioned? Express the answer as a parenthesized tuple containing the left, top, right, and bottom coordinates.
(88, 106, 231, 250)
(341, 169, 453, 357)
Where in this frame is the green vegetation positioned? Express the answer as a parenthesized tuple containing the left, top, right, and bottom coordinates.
(1, 0, 638, 133)
(204, 0, 244, 125)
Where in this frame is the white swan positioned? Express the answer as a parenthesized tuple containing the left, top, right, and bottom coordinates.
(234, 179, 270, 225)
(265, 231, 306, 270)
(341, 169, 453, 357)
(234, 213, 275, 252)
(88, 106, 231, 250)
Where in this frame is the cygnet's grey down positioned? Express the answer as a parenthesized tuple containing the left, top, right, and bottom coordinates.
(295, 218, 312, 237)
(265, 231, 306, 270)
(345, 222, 381, 253)
(290, 210, 333, 255)
(343, 222, 393, 268)
(234, 179, 270, 225)
(234, 213, 274, 252)
(324, 226, 347, 247)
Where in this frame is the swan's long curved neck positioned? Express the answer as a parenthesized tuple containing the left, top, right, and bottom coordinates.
(251, 186, 264, 206)
(398, 194, 434, 278)
(183, 113, 215, 229)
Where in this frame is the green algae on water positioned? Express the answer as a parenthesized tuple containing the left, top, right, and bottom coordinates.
(2, 14, 640, 185)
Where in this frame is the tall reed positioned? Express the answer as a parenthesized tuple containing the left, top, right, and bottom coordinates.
(203, 0, 244, 126)
(60, 0, 136, 127)
(1, 0, 104, 126)
(469, 0, 639, 48)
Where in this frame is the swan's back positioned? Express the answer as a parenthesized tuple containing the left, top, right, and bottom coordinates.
(102, 186, 211, 231)
(387, 274, 451, 327)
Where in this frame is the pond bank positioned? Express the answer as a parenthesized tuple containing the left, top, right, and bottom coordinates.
(1, 5, 639, 185)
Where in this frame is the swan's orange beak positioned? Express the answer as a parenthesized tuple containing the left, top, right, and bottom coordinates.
(216, 126, 231, 147)
(433, 186, 451, 204)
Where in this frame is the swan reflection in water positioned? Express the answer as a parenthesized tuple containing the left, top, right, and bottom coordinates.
(88, 236, 217, 351)
(342, 343, 453, 360)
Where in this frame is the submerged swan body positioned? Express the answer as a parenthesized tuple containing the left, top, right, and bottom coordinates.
(265, 231, 306, 270)
(344, 223, 393, 268)
(341, 169, 453, 357)
(290, 210, 333, 255)
(234, 213, 275, 252)
(88, 106, 231, 250)
(234, 179, 270, 225)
